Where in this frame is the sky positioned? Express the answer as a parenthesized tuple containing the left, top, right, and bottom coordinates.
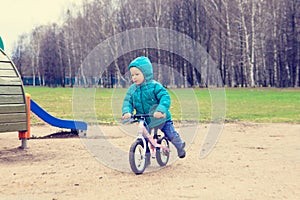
(0, 0, 83, 57)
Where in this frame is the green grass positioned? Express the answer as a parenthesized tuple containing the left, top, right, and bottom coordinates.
(24, 87, 300, 124)
(225, 88, 300, 123)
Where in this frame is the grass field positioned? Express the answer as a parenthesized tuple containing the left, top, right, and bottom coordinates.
(24, 87, 300, 124)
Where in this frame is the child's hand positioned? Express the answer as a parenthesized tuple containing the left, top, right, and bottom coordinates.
(122, 113, 132, 119)
(153, 112, 166, 118)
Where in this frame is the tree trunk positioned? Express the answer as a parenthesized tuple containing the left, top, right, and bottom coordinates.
(31, 56, 36, 86)
(296, 65, 299, 87)
(239, 0, 255, 87)
(224, 0, 235, 87)
(272, 0, 278, 87)
(249, 0, 256, 87)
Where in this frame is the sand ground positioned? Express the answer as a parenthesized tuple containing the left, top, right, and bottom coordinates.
(0, 122, 299, 200)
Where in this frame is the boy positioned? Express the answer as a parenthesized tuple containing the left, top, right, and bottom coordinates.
(122, 56, 186, 159)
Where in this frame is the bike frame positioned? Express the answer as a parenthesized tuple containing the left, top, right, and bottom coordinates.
(126, 114, 170, 174)
(136, 116, 170, 156)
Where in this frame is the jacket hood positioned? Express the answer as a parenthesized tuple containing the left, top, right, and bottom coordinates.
(128, 56, 153, 82)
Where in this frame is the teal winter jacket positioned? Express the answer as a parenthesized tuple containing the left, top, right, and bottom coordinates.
(122, 56, 171, 128)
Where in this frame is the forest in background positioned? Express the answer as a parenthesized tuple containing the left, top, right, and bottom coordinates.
(11, 0, 300, 88)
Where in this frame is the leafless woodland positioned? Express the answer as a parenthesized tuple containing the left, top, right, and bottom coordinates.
(12, 0, 299, 88)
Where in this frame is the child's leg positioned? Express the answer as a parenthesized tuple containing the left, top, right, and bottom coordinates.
(160, 121, 186, 158)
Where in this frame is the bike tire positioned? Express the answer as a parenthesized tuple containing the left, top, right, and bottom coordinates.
(129, 139, 147, 174)
(156, 137, 170, 166)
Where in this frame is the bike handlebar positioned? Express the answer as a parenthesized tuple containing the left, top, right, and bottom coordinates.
(122, 114, 153, 124)
(133, 114, 154, 118)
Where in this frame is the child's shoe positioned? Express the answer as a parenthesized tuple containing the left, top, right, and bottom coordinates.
(177, 142, 186, 158)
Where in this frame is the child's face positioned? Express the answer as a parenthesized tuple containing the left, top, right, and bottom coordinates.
(130, 67, 144, 85)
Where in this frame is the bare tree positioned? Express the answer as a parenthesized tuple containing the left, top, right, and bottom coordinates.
(10, 0, 300, 88)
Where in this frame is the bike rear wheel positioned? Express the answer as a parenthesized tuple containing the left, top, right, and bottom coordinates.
(156, 137, 170, 166)
(129, 139, 147, 174)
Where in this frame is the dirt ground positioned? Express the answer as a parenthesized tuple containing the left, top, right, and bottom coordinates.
(0, 122, 299, 200)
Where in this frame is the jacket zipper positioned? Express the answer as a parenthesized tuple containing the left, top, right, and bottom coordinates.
(140, 86, 145, 114)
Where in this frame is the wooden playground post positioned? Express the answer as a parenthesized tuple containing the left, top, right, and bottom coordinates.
(19, 94, 31, 149)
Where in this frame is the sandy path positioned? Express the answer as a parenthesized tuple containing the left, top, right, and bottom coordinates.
(0, 123, 299, 200)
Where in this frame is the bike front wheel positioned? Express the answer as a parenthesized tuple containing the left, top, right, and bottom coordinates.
(129, 139, 147, 174)
(156, 137, 170, 166)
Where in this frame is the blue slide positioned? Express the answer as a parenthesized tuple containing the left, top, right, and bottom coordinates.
(30, 99, 87, 131)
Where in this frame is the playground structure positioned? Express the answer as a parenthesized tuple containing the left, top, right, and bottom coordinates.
(0, 47, 87, 149)
(30, 98, 87, 133)
(0, 36, 4, 51)
(0, 48, 29, 148)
